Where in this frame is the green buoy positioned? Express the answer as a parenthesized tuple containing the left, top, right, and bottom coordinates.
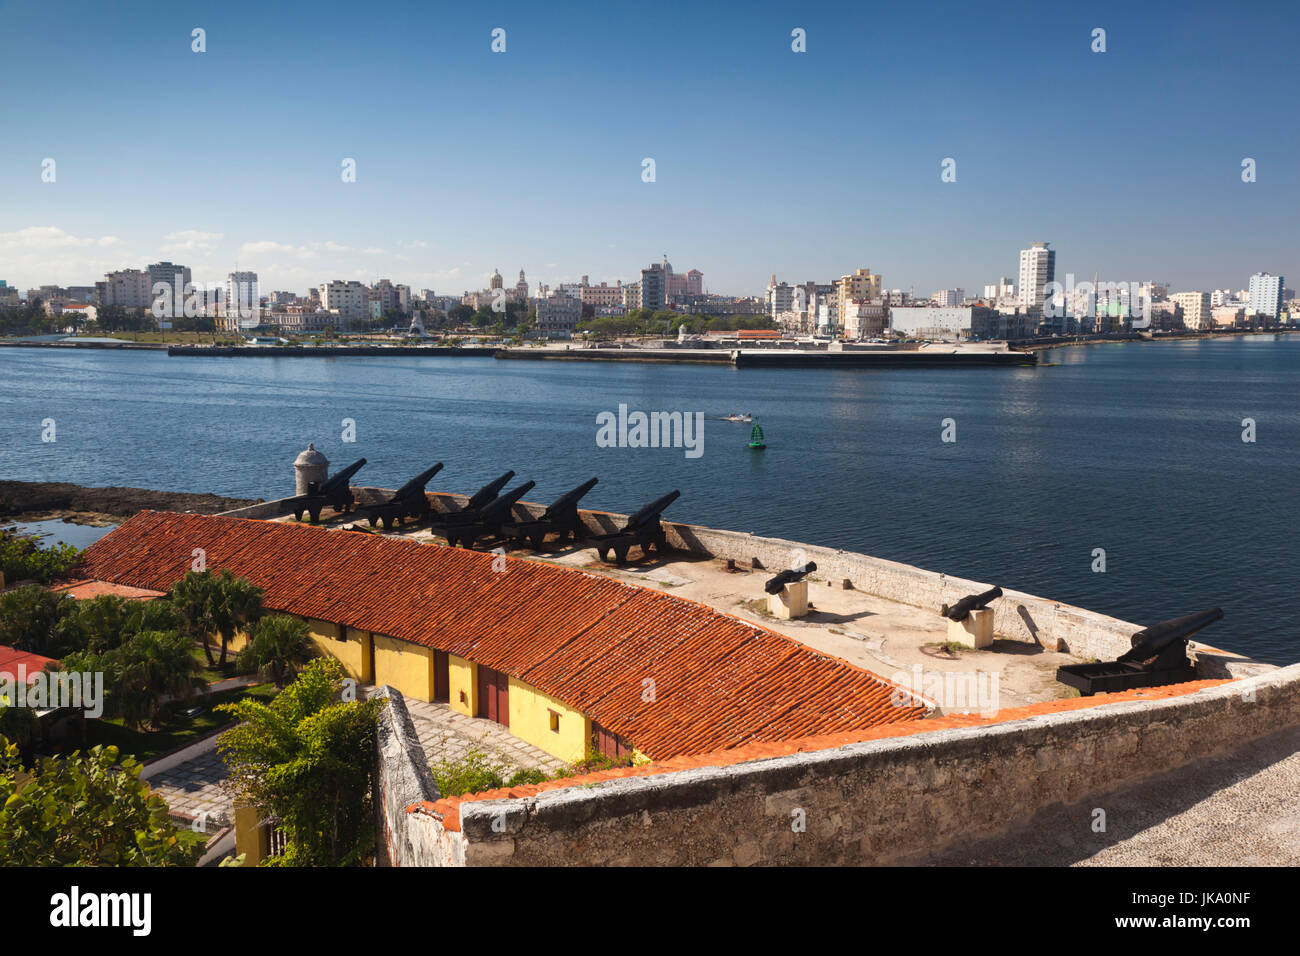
(748, 423, 766, 449)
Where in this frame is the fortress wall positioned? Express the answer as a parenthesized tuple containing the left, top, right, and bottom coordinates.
(415, 663, 1300, 866)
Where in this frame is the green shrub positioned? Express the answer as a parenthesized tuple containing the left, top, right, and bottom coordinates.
(0, 528, 81, 585)
(429, 745, 508, 796)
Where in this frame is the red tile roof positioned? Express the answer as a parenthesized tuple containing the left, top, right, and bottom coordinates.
(76, 511, 926, 758)
(0, 646, 59, 682)
(52, 580, 165, 601)
(416, 678, 1233, 830)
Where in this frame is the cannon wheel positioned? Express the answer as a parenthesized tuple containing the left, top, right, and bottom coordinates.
(308, 506, 322, 523)
(293, 510, 304, 522)
(613, 546, 629, 564)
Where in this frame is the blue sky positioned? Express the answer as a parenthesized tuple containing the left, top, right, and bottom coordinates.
(2, 0, 1296, 297)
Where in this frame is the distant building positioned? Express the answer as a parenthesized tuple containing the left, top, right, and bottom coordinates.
(96, 269, 152, 310)
(1248, 272, 1283, 319)
(640, 259, 668, 312)
(223, 271, 259, 330)
(535, 293, 582, 339)
(835, 269, 881, 323)
(840, 300, 887, 339)
(889, 305, 1019, 341)
(581, 281, 623, 309)
(1017, 242, 1055, 317)
(147, 261, 192, 318)
(931, 289, 964, 308)
(320, 280, 369, 325)
(1171, 291, 1212, 330)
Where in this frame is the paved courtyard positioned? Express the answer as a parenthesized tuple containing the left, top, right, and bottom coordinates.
(148, 687, 564, 832)
(384, 693, 565, 775)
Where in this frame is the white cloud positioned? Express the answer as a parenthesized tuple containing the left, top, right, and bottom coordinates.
(238, 240, 317, 260)
(159, 230, 223, 254)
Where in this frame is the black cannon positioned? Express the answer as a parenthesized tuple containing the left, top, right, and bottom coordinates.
(764, 562, 818, 595)
(362, 462, 444, 530)
(590, 490, 680, 564)
(501, 477, 599, 550)
(442, 481, 537, 549)
(941, 586, 1003, 622)
(427, 470, 515, 528)
(1056, 607, 1223, 696)
(288, 458, 367, 523)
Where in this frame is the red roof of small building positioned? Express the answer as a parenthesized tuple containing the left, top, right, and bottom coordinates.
(52, 580, 165, 601)
(0, 646, 58, 683)
(75, 512, 926, 758)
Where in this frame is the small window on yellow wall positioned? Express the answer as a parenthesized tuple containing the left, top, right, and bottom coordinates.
(548, 709, 560, 733)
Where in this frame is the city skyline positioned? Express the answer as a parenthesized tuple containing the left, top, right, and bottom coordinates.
(3, 0, 1298, 296)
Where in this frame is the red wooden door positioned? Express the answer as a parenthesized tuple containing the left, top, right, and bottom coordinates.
(476, 665, 509, 727)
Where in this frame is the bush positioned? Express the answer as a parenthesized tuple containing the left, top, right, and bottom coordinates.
(0, 738, 201, 866)
(429, 745, 507, 796)
(0, 528, 80, 585)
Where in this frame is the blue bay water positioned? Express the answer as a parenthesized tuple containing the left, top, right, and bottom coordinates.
(1, 337, 1296, 664)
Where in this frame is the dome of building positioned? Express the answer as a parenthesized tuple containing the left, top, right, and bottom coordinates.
(489, 269, 503, 289)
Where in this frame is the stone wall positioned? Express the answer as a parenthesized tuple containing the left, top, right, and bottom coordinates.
(372, 685, 442, 867)
(416, 663, 1300, 866)
(222, 489, 1269, 678)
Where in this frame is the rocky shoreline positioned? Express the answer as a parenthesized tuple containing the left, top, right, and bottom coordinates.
(0, 480, 260, 524)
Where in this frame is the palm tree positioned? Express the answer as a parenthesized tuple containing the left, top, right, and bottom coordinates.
(168, 570, 265, 668)
(239, 615, 315, 688)
(101, 630, 203, 730)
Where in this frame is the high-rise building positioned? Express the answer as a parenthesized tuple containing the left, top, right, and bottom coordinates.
(1017, 242, 1055, 315)
(147, 261, 192, 318)
(931, 289, 964, 307)
(1248, 272, 1283, 319)
(640, 259, 668, 311)
(225, 271, 259, 328)
(1171, 291, 1212, 330)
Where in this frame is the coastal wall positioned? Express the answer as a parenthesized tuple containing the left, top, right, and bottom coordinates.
(407, 664, 1300, 866)
(220, 489, 1268, 677)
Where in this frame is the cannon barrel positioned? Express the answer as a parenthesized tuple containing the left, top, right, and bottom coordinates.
(465, 470, 516, 511)
(623, 490, 681, 530)
(391, 462, 443, 500)
(764, 561, 818, 595)
(543, 477, 599, 518)
(478, 481, 536, 522)
(942, 586, 1003, 621)
(304, 457, 367, 496)
(1119, 607, 1224, 662)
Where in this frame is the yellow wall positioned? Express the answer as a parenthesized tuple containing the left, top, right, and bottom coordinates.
(448, 654, 477, 717)
(305, 618, 371, 683)
(507, 678, 591, 764)
(372, 633, 433, 701)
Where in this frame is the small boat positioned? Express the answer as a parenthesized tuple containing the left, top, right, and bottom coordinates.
(748, 423, 766, 449)
(719, 414, 753, 423)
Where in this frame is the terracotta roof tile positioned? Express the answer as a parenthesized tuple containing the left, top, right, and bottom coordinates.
(77, 512, 926, 759)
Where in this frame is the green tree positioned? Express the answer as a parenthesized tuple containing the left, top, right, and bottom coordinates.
(168, 569, 264, 667)
(239, 615, 316, 687)
(0, 738, 201, 866)
(0, 585, 82, 657)
(65, 629, 201, 730)
(217, 658, 384, 866)
(0, 527, 81, 584)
